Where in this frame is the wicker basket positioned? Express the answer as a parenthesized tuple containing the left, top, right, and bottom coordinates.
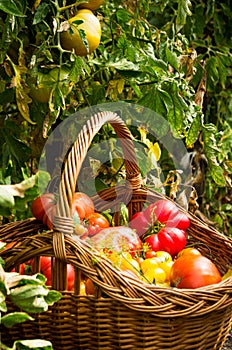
(1, 111, 232, 350)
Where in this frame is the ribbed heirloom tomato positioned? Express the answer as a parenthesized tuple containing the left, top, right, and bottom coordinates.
(60, 9, 101, 56)
(170, 250, 222, 289)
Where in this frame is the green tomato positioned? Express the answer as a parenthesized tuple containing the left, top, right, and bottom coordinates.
(28, 68, 71, 103)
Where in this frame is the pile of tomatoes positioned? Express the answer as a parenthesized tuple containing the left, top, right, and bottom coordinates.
(27, 194, 225, 292)
(31, 191, 110, 237)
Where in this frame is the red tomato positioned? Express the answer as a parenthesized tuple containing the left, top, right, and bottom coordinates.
(85, 212, 110, 236)
(31, 193, 55, 221)
(72, 192, 95, 220)
(31, 256, 74, 290)
(39, 256, 52, 286)
(144, 249, 157, 259)
(129, 212, 150, 236)
(32, 192, 95, 229)
(166, 211, 190, 230)
(157, 227, 187, 257)
(144, 199, 179, 224)
(43, 205, 56, 230)
(170, 254, 222, 289)
(67, 264, 75, 291)
(144, 234, 163, 252)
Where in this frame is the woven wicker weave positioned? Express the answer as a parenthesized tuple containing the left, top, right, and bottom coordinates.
(1, 111, 232, 350)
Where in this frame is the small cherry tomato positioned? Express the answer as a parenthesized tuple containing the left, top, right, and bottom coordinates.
(145, 250, 157, 259)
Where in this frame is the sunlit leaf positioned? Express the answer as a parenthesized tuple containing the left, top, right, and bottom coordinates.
(1, 312, 34, 328)
(176, 0, 192, 26)
(0, 0, 26, 17)
(13, 339, 53, 350)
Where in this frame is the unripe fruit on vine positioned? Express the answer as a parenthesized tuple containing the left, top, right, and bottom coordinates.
(60, 9, 101, 57)
(29, 68, 70, 103)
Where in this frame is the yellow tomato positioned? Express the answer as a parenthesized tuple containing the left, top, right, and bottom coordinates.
(79, 281, 86, 295)
(60, 9, 101, 56)
(143, 266, 166, 284)
(155, 251, 173, 263)
(159, 260, 174, 281)
(141, 257, 160, 273)
(107, 252, 140, 276)
(79, 0, 104, 10)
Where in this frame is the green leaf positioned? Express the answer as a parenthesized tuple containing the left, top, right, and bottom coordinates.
(0, 300, 7, 312)
(186, 113, 202, 147)
(157, 88, 173, 113)
(176, 0, 192, 25)
(0, 0, 25, 17)
(13, 339, 53, 350)
(0, 186, 15, 209)
(1, 312, 34, 328)
(116, 8, 132, 24)
(165, 46, 179, 70)
(44, 290, 62, 305)
(33, 3, 50, 25)
(210, 165, 226, 187)
(3, 134, 31, 164)
(206, 56, 219, 91)
(10, 285, 48, 300)
(78, 28, 89, 52)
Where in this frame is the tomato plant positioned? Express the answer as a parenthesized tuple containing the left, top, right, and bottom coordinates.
(60, 9, 101, 56)
(28, 68, 71, 104)
(170, 254, 222, 289)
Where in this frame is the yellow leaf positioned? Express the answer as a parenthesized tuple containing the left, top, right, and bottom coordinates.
(222, 268, 232, 280)
(7, 55, 35, 124)
(149, 142, 161, 161)
(33, 0, 42, 11)
(117, 79, 125, 94)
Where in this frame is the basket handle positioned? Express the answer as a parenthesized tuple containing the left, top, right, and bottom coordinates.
(53, 111, 142, 234)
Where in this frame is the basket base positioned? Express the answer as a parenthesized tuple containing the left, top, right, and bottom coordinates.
(2, 294, 232, 350)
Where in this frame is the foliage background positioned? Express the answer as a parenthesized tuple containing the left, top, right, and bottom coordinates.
(0, 0, 231, 235)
